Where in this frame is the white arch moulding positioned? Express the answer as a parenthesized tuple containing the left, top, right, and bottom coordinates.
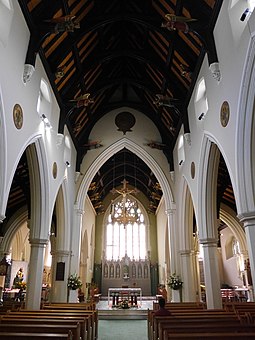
(236, 33, 255, 214)
(76, 137, 175, 212)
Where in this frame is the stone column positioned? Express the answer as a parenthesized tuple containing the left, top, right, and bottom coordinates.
(26, 238, 48, 309)
(165, 207, 178, 273)
(165, 207, 180, 302)
(200, 238, 222, 309)
(50, 250, 71, 302)
(69, 206, 84, 274)
(238, 213, 255, 302)
(180, 250, 197, 302)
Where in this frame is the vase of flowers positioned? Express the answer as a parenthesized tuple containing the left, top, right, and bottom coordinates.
(167, 273, 183, 302)
(67, 273, 82, 302)
(119, 299, 130, 309)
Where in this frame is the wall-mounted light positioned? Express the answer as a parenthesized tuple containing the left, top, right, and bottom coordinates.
(198, 112, 205, 121)
(41, 114, 51, 128)
(240, 8, 250, 21)
(65, 161, 71, 167)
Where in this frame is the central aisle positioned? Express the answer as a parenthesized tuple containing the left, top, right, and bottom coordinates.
(98, 320, 148, 340)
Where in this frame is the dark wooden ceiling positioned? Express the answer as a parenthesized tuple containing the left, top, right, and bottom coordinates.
(2, 0, 237, 233)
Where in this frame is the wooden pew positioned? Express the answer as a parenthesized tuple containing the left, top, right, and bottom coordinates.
(43, 301, 96, 310)
(0, 317, 86, 339)
(163, 331, 255, 339)
(152, 301, 205, 311)
(149, 311, 241, 340)
(1, 314, 91, 340)
(42, 307, 98, 338)
(158, 320, 255, 340)
(0, 323, 80, 340)
(0, 331, 72, 339)
(3, 309, 97, 340)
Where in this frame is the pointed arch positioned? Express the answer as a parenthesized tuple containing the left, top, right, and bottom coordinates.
(220, 204, 247, 255)
(179, 179, 195, 250)
(0, 86, 7, 221)
(55, 182, 71, 250)
(236, 33, 255, 213)
(197, 138, 219, 240)
(0, 206, 28, 256)
(76, 137, 174, 212)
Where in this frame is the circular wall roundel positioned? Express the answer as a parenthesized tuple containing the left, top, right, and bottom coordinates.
(13, 104, 23, 129)
(220, 101, 230, 127)
(115, 112, 136, 134)
(191, 161, 195, 179)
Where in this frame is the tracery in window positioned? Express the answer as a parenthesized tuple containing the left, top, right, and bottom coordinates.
(106, 197, 146, 260)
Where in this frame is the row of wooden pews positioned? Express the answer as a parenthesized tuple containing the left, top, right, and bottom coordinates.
(148, 301, 255, 340)
(0, 300, 98, 339)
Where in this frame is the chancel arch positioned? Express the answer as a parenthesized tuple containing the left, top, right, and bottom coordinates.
(76, 137, 174, 211)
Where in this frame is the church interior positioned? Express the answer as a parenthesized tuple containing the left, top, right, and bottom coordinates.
(1, 0, 255, 338)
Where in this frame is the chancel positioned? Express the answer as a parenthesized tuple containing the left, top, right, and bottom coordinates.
(1, 1, 255, 338)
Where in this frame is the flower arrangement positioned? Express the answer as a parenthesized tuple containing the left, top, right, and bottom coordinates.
(15, 281, 26, 290)
(167, 273, 183, 290)
(119, 299, 130, 309)
(67, 273, 82, 290)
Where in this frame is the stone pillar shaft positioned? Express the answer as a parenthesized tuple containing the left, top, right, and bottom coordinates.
(26, 238, 48, 309)
(201, 238, 222, 309)
(50, 250, 71, 302)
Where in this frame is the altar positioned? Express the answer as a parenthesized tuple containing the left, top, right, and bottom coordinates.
(108, 287, 142, 307)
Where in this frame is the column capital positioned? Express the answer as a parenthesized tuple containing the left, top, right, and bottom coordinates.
(29, 238, 48, 248)
(237, 212, 255, 225)
(199, 237, 218, 246)
(51, 250, 71, 257)
(74, 204, 85, 216)
(179, 249, 194, 256)
(165, 207, 176, 216)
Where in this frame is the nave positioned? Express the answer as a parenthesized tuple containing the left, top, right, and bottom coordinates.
(98, 320, 148, 340)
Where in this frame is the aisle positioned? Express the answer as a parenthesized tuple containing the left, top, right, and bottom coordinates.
(98, 320, 148, 340)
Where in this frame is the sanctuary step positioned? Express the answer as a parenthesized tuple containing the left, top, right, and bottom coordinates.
(98, 308, 148, 320)
(97, 296, 154, 320)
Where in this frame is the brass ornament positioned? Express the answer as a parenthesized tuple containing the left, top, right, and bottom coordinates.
(220, 101, 230, 127)
(13, 104, 23, 129)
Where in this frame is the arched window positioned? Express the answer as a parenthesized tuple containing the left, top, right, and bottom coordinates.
(37, 78, 52, 126)
(195, 77, 208, 121)
(177, 134, 185, 166)
(105, 197, 146, 260)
